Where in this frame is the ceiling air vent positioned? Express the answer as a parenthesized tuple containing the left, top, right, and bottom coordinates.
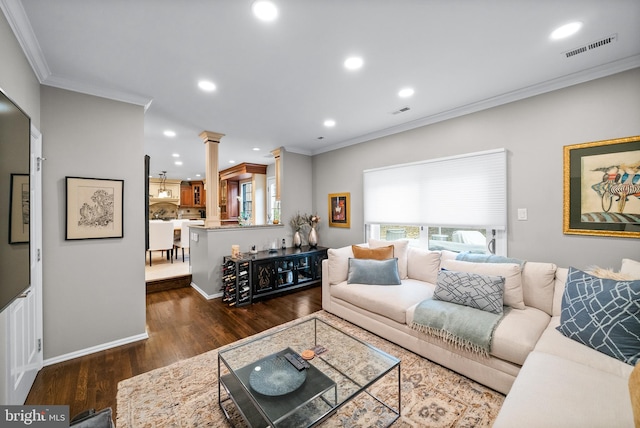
(391, 106, 411, 115)
(564, 34, 617, 58)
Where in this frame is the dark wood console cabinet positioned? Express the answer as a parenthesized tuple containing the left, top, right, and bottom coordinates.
(221, 246, 327, 306)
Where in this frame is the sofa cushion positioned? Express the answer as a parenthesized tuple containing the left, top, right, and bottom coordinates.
(441, 259, 525, 310)
(406, 246, 440, 284)
(327, 245, 354, 285)
(369, 239, 409, 279)
(622, 258, 640, 279)
(536, 317, 635, 378)
(557, 267, 640, 365)
(347, 258, 401, 285)
(521, 262, 557, 315)
(490, 306, 550, 366)
(352, 244, 394, 260)
(493, 351, 635, 428)
(434, 270, 505, 314)
(331, 279, 434, 324)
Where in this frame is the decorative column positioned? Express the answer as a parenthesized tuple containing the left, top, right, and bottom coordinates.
(199, 131, 225, 228)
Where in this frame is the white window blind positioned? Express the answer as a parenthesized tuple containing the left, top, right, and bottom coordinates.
(363, 149, 507, 229)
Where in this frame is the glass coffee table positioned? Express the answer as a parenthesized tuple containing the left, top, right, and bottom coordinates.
(218, 317, 400, 427)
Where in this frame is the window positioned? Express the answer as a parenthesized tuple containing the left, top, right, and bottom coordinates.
(363, 149, 507, 255)
(267, 178, 276, 223)
(241, 181, 252, 218)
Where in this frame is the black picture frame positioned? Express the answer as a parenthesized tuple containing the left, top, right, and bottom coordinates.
(563, 136, 640, 238)
(65, 176, 124, 240)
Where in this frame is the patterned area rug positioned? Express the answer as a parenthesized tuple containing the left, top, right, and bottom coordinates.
(117, 311, 504, 427)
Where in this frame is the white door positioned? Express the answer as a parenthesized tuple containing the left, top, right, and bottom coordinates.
(7, 126, 43, 404)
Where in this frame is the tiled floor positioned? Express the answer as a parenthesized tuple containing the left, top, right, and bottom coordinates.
(145, 249, 190, 282)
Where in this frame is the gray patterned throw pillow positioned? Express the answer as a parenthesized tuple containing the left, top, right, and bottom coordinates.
(557, 267, 640, 365)
(434, 270, 505, 314)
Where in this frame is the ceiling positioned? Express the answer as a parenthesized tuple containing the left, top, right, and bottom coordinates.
(3, 0, 640, 181)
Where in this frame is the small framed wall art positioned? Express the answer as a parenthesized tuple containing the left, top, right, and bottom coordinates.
(9, 173, 29, 244)
(563, 135, 640, 238)
(328, 192, 350, 228)
(66, 176, 124, 240)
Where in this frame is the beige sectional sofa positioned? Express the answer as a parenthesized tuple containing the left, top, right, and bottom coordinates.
(321, 241, 637, 426)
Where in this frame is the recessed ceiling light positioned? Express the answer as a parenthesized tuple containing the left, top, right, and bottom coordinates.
(550, 22, 583, 40)
(163, 130, 176, 137)
(196, 174, 201, 177)
(198, 80, 216, 92)
(344, 56, 364, 70)
(398, 88, 415, 98)
(323, 119, 336, 127)
(172, 153, 180, 158)
(186, 177, 191, 181)
(229, 160, 236, 164)
(175, 161, 183, 166)
(252, 1, 278, 21)
(252, 147, 261, 151)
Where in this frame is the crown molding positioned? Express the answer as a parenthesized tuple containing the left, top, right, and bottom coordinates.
(1, 0, 153, 110)
(313, 55, 640, 156)
(43, 74, 153, 110)
(0, 0, 50, 81)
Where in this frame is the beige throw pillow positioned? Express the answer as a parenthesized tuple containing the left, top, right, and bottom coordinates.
(621, 258, 640, 279)
(369, 239, 409, 279)
(328, 246, 354, 285)
(407, 246, 440, 284)
(440, 259, 526, 310)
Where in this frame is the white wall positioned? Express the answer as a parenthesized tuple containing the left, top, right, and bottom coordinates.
(40, 86, 147, 361)
(312, 69, 640, 269)
(0, 11, 41, 404)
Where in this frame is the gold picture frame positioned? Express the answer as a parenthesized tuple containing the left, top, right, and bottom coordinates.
(563, 136, 640, 238)
(328, 192, 350, 228)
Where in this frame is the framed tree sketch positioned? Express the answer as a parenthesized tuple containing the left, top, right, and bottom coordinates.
(328, 192, 350, 228)
(66, 176, 124, 240)
(563, 135, 640, 238)
(9, 174, 29, 244)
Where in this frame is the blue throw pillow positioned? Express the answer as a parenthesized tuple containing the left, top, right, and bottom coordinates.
(347, 258, 401, 285)
(557, 267, 640, 365)
(434, 269, 505, 314)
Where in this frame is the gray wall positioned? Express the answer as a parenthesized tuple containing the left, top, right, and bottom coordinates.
(0, 11, 41, 404)
(312, 68, 640, 269)
(40, 86, 146, 360)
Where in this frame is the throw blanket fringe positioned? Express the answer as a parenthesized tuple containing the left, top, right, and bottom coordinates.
(409, 299, 508, 358)
(410, 323, 491, 357)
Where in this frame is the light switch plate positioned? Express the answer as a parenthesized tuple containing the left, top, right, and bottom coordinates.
(517, 208, 528, 221)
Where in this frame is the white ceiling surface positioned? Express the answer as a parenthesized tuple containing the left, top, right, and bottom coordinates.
(4, 0, 640, 181)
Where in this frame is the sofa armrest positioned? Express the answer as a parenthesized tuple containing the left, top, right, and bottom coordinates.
(322, 259, 331, 311)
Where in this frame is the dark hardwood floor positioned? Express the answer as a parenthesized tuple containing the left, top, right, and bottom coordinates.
(25, 285, 323, 419)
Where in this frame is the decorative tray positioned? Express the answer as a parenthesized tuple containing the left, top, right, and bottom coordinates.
(249, 355, 307, 396)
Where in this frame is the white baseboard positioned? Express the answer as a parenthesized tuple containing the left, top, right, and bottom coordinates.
(190, 282, 222, 300)
(43, 331, 149, 366)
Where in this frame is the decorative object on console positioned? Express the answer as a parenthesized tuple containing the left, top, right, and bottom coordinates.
(307, 214, 320, 247)
(65, 176, 124, 240)
(289, 212, 307, 247)
(557, 267, 640, 365)
(563, 135, 640, 239)
(328, 192, 350, 228)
